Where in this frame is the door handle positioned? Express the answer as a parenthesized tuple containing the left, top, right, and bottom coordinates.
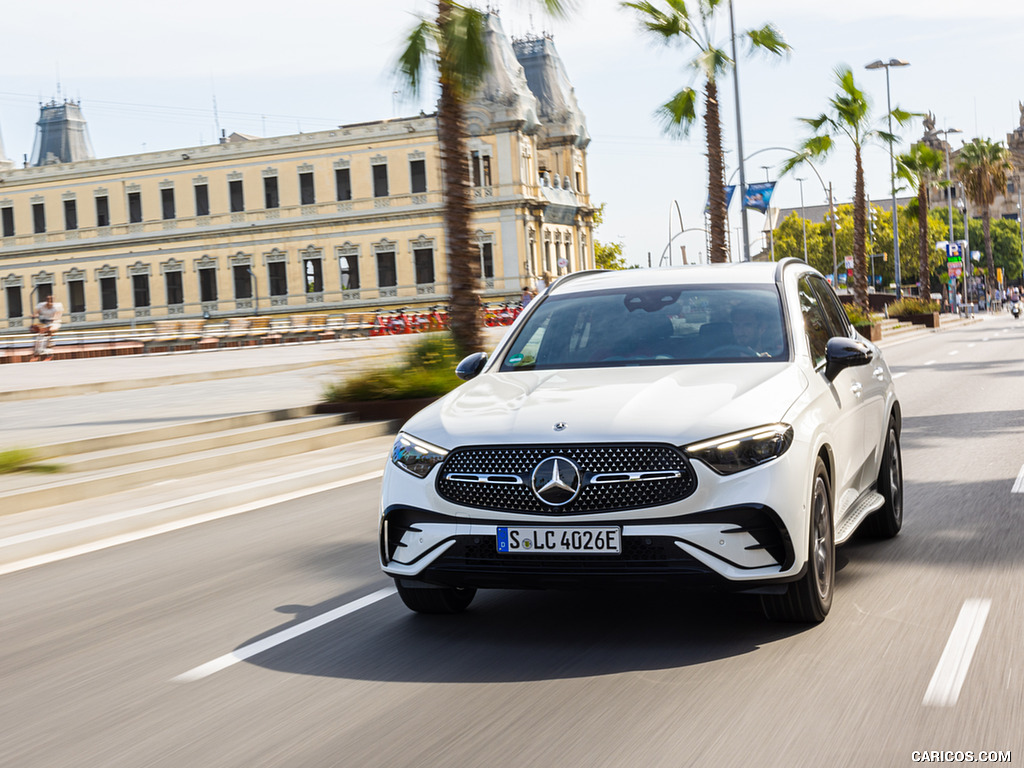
(872, 367, 885, 381)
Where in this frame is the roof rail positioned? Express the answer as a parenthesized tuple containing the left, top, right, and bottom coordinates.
(773, 257, 805, 285)
(547, 269, 607, 293)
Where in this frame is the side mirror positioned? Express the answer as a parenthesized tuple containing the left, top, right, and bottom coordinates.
(455, 352, 488, 381)
(824, 337, 872, 381)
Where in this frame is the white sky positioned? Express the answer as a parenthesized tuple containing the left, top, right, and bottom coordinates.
(1, 0, 1022, 266)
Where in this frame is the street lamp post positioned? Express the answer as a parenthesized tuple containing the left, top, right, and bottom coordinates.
(937, 127, 962, 311)
(728, 0, 750, 262)
(866, 58, 909, 298)
(796, 177, 808, 262)
(1017, 175, 1024, 290)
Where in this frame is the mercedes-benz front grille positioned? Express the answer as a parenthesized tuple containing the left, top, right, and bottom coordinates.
(435, 443, 697, 514)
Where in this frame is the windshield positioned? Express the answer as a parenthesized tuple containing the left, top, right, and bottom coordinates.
(499, 284, 788, 372)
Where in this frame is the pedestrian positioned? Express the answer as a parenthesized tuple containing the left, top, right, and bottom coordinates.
(521, 285, 536, 307)
(31, 293, 63, 360)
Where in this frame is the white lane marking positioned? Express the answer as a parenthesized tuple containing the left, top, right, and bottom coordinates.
(0, 457, 382, 550)
(982, 337, 990, 341)
(924, 360, 936, 366)
(948, 350, 959, 356)
(923, 599, 991, 707)
(0, 471, 384, 577)
(1012, 464, 1024, 493)
(968, 343, 976, 348)
(172, 586, 397, 683)
(892, 372, 907, 380)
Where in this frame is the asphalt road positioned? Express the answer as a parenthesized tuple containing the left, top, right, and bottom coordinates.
(2, 316, 1023, 768)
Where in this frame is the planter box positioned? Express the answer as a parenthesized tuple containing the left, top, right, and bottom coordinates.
(316, 395, 442, 423)
(896, 312, 939, 328)
(856, 324, 883, 342)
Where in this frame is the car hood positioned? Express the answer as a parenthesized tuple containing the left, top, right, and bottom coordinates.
(403, 363, 808, 447)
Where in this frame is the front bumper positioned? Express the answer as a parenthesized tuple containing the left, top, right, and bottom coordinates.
(380, 440, 812, 590)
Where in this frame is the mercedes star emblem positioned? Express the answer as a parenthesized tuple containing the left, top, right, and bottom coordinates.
(554, 422, 567, 431)
(531, 456, 582, 506)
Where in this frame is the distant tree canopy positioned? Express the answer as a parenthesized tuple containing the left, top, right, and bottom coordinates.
(593, 203, 631, 270)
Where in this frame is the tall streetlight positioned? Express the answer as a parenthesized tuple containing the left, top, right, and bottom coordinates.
(728, 0, 750, 261)
(1017, 174, 1024, 290)
(796, 177, 808, 262)
(866, 58, 909, 298)
(937, 126, 962, 310)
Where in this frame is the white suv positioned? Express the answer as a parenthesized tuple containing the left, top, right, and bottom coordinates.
(379, 260, 902, 622)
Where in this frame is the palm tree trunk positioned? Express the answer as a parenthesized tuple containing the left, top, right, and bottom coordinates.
(917, 181, 929, 296)
(437, 0, 483, 357)
(704, 79, 728, 263)
(983, 207, 994, 303)
(853, 147, 868, 311)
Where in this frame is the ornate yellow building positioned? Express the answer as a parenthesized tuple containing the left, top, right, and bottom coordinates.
(0, 17, 594, 331)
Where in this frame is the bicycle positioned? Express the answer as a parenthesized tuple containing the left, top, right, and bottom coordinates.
(29, 323, 55, 361)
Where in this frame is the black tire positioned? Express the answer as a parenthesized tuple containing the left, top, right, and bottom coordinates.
(863, 417, 903, 539)
(395, 580, 476, 614)
(762, 457, 834, 623)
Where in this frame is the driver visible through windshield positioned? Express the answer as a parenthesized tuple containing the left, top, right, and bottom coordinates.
(500, 284, 788, 371)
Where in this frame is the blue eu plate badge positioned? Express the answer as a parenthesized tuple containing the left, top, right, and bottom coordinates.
(496, 527, 510, 552)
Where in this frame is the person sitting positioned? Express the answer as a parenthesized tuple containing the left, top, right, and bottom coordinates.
(31, 294, 63, 360)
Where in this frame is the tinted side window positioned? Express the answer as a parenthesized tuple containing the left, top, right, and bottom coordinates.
(797, 276, 830, 368)
(809, 275, 851, 338)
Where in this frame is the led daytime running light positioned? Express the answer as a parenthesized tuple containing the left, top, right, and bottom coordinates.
(391, 432, 449, 478)
(685, 424, 794, 475)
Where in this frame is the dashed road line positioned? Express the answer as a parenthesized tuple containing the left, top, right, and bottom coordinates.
(923, 599, 991, 707)
(948, 350, 959, 356)
(892, 372, 907, 380)
(172, 586, 397, 683)
(924, 360, 936, 366)
(1011, 464, 1024, 493)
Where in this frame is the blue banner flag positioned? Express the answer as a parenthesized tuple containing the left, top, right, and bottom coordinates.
(705, 185, 737, 214)
(743, 181, 776, 212)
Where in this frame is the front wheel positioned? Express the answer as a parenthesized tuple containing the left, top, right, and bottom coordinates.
(762, 457, 834, 623)
(863, 417, 903, 539)
(395, 580, 476, 614)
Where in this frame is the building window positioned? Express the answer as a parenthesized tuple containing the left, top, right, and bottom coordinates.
(233, 265, 253, 299)
(414, 247, 435, 284)
(68, 280, 86, 313)
(376, 249, 397, 288)
(133, 274, 151, 308)
(1, 206, 13, 237)
(299, 172, 315, 205)
(64, 200, 78, 231)
(6, 286, 22, 318)
(128, 192, 142, 223)
(229, 180, 244, 212)
(268, 262, 287, 296)
(100, 277, 118, 310)
(481, 241, 494, 279)
(96, 196, 110, 227)
(340, 255, 360, 290)
(195, 184, 210, 216)
(335, 168, 352, 201)
(264, 177, 279, 209)
(304, 256, 323, 293)
(33, 203, 45, 233)
(471, 151, 492, 187)
(372, 164, 389, 198)
(575, 171, 582, 192)
(199, 268, 218, 302)
(410, 160, 427, 194)
(36, 284, 54, 302)
(165, 272, 184, 306)
(161, 188, 175, 220)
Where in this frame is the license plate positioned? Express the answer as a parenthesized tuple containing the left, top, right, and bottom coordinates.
(496, 527, 621, 554)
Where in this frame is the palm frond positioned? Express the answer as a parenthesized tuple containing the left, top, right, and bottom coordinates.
(622, 1, 685, 40)
(657, 87, 699, 138)
(440, 6, 491, 98)
(746, 23, 790, 56)
(396, 19, 440, 98)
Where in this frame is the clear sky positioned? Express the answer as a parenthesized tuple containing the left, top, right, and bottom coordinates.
(1, 0, 1021, 267)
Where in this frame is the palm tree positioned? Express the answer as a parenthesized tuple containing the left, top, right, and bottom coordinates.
(784, 66, 913, 311)
(955, 138, 1015, 300)
(621, 1, 788, 263)
(397, 1, 568, 357)
(897, 142, 945, 297)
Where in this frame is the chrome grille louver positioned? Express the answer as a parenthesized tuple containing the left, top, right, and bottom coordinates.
(436, 444, 697, 514)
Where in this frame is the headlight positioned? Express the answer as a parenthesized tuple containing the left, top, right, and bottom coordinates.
(391, 432, 449, 478)
(684, 424, 794, 475)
